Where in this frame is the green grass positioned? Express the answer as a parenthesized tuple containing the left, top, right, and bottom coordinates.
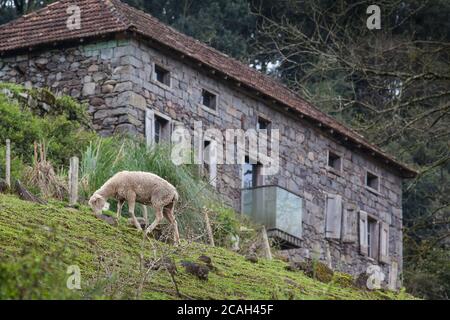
(0, 194, 415, 300)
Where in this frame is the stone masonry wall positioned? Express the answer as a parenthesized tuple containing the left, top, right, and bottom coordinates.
(0, 39, 146, 136)
(0, 37, 403, 288)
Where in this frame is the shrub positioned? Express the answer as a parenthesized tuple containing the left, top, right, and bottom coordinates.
(0, 145, 26, 182)
(0, 91, 43, 161)
(404, 247, 450, 300)
(208, 203, 240, 246)
(0, 83, 95, 168)
(301, 259, 334, 283)
(332, 272, 355, 288)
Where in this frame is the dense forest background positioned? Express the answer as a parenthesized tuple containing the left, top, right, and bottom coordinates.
(1, 0, 449, 299)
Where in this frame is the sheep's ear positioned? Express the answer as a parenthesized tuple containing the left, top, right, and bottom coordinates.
(90, 194, 102, 206)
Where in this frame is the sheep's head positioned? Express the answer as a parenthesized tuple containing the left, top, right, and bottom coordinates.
(88, 193, 109, 215)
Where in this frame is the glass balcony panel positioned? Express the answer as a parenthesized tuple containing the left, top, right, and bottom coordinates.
(276, 187, 303, 239)
(241, 186, 303, 242)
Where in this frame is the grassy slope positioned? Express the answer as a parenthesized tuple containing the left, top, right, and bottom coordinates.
(0, 194, 414, 300)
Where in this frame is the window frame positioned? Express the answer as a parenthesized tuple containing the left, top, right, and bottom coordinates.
(367, 217, 378, 259)
(365, 170, 381, 194)
(145, 109, 172, 146)
(200, 88, 219, 114)
(257, 116, 271, 131)
(154, 114, 171, 144)
(203, 139, 218, 188)
(326, 150, 343, 174)
(152, 63, 171, 89)
(241, 156, 264, 189)
(359, 210, 369, 256)
(360, 211, 380, 261)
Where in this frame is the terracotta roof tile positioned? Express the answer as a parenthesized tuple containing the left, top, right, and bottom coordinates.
(0, 1, 129, 52)
(0, 0, 417, 177)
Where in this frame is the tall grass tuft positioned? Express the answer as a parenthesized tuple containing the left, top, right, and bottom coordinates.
(79, 135, 218, 240)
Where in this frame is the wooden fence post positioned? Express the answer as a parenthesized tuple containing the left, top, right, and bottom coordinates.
(5, 139, 11, 188)
(203, 208, 215, 247)
(260, 226, 272, 260)
(69, 156, 79, 206)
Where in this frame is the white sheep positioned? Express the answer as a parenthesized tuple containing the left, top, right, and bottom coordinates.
(88, 171, 180, 244)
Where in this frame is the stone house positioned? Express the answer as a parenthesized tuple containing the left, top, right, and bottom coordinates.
(0, 0, 417, 289)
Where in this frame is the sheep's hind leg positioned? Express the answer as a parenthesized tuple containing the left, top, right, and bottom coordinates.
(128, 194, 142, 232)
(144, 207, 163, 237)
(164, 203, 180, 246)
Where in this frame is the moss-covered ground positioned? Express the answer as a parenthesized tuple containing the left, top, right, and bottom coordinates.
(0, 194, 415, 300)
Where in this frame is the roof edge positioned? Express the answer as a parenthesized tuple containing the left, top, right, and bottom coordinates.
(128, 29, 418, 178)
(0, 0, 418, 178)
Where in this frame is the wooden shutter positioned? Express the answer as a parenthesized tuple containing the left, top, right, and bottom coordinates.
(325, 194, 342, 239)
(379, 222, 390, 263)
(171, 121, 183, 144)
(388, 261, 398, 291)
(162, 117, 172, 143)
(169, 121, 175, 146)
(145, 109, 155, 146)
(359, 211, 368, 255)
(342, 204, 358, 243)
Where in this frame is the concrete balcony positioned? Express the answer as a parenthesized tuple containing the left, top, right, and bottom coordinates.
(241, 185, 303, 248)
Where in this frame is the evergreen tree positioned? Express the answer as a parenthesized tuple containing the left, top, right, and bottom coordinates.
(253, 0, 450, 299)
(0, 0, 256, 61)
(0, 0, 53, 24)
(123, 0, 256, 60)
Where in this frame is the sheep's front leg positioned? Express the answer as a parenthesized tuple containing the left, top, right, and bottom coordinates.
(116, 200, 124, 223)
(145, 207, 163, 236)
(142, 204, 149, 227)
(128, 194, 142, 232)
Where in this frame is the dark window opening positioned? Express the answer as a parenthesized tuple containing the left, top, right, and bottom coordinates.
(242, 157, 263, 188)
(257, 117, 271, 130)
(366, 172, 379, 191)
(154, 115, 170, 143)
(202, 89, 217, 110)
(155, 65, 170, 86)
(203, 140, 217, 187)
(203, 140, 211, 175)
(328, 151, 342, 171)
